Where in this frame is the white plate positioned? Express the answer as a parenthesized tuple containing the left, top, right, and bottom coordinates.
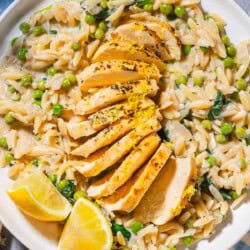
(0, 1, 250, 250)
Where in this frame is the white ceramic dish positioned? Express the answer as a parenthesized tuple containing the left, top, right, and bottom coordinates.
(0, 1, 250, 250)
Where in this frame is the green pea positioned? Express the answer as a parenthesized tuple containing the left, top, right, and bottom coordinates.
(8, 85, 16, 94)
(227, 45, 237, 57)
(17, 48, 28, 60)
(33, 100, 41, 107)
(33, 26, 45, 36)
(52, 104, 64, 116)
(207, 156, 217, 167)
(222, 35, 230, 46)
(216, 134, 228, 144)
(0, 137, 8, 149)
(19, 22, 31, 34)
(98, 21, 107, 31)
(5, 152, 14, 164)
(182, 45, 192, 55)
(65, 73, 77, 85)
(224, 57, 234, 68)
(220, 123, 233, 135)
(235, 127, 246, 139)
(61, 78, 71, 90)
(201, 120, 212, 130)
(85, 14, 96, 25)
(193, 76, 203, 87)
(182, 236, 193, 247)
(160, 4, 173, 15)
(229, 190, 240, 200)
(176, 75, 188, 85)
(73, 190, 87, 201)
(236, 78, 247, 90)
(4, 114, 16, 125)
(144, 4, 153, 12)
(33, 90, 44, 100)
(37, 80, 46, 91)
(21, 74, 33, 87)
(200, 46, 211, 53)
(240, 158, 247, 170)
(72, 42, 81, 51)
(57, 179, 69, 191)
(130, 221, 144, 233)
(174, 6, 186, 18)
(48, 174, 57, 184)
(185, 219, 194, 228)
(204, 15, 212, 20)
(100, 0, 108, 9)
(95, 28, 105, 40)
(47, 66, 57, 76)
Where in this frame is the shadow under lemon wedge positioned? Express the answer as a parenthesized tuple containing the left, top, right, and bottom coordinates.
(7, 170, 113, 250)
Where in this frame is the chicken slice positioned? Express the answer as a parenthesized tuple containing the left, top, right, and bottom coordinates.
(143, 21, 181, 61)
(76, 118, 161, 177)
(89, 98, 155, 130)
(101, 143, 172, 213)
(134, 157, 197, 225)
(87, 133, 161, 198)
(67, 119, 98, 139)
(78, 60, 161, 91)
(68, 99, 155, 140)
(75, 79, 159, 115)
(92, 40, 166, 72)
(71, 117, 134, 157)
(112, 23, 170, 61)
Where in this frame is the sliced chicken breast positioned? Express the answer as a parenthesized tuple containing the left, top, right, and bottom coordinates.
(143, 21, 181, 61)
(67, 119, 98, 139)
(78, 60, 161, 91)
(134, 157, 197, 225)
(101, 143, 172, 213)
(75, 79, 159, 115)
(92, 40, 166, 72)
(69, 98, 155, 140)
(87, 133, 161, 198)
(76, 118, 161, 177)
(112, 23, 170, 61)
(89, 98, 155, 130)
(71, 117, 134, 157)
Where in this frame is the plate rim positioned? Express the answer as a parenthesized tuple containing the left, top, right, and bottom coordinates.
(0, 1, 250, 250)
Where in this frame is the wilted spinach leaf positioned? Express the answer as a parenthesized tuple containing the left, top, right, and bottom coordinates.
(207, 91, 230, 120)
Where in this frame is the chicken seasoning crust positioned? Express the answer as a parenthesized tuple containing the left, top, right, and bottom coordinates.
(0, 0, 250, 249)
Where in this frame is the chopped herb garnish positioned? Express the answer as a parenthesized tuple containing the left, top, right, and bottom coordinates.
(207, 90, 230, 120)
(94, 9, 110, 21)
(50, 30, 58, 34)
(157, 129, 170, 142)
(220, 189, 233, 201)
(112, 222, 131, 240)
(135, 0, 153, 8)
(11, 37, 18, 46)
(201, 173, 213, 189)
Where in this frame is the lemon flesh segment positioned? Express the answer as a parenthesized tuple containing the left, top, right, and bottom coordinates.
(59, 198, 113, 250)
(7, 170, 72, 221)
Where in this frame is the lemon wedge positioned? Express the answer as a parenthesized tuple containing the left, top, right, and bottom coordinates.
(7, 170, 72, 221)
(59, 198, 113, 250)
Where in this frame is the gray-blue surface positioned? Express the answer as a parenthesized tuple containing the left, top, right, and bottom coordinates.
(0, 0, 249, 250)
